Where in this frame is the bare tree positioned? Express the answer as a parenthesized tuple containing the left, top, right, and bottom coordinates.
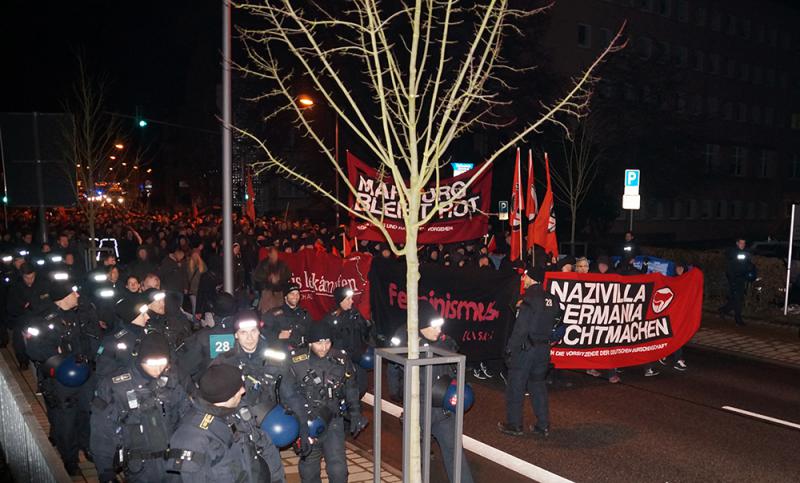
(233, 0, 624, 478)
(60, 58, 147, 260)
(551, 120, 602, 255)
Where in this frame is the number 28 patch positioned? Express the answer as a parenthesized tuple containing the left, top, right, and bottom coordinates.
(209, 334, 235, 359)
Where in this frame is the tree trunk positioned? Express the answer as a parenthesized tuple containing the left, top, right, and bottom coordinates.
(405, 197, 422, 482)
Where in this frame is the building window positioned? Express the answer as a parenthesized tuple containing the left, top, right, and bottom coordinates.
(725, 58, 736, 78)
(674, 45, 688, 66)
(745, 202, 756, 219)
(731, 147, 747, 176)
(671, 200, 683, 219)
(740, 63, 749, 82)
(704, 143, 720, 171)
(753, 65, 763, 85)
(738, 103, 748, 122)
(694, 50, 704, 71)
(716, 200, 727, 219)
(759, 202, 769, 220)
(700, 200, 712, 219)
(577, 24, 591, 48)
(726, 14, 737, 36)
(792, 155, 800, 179)
(752, 105, 761, 124)
(677, 1, 688, 22)
(756, 24, 765, 43)
(687, 199, 698, 218)
(711, 12, 721, 32)
(658, 41, 670, 63)
(764, 107, 774, 126)
(695, 7, 706, 26)
(707, 96, 719, 117)
(740, 19, 751, 38)
(658, 0, 671, 16)
(722, 102, 733, 121)
(600, 28, 612, 46)
(730, 201, 742, 219)
(758, 150, 774, 178)
(709, 53, 720, 74)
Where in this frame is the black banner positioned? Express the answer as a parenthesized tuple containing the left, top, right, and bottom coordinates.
(369, 258, 519, 361)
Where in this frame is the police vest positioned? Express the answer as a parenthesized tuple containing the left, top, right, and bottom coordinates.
(109, 371, 179, 456)
(290, 350, 350, 416)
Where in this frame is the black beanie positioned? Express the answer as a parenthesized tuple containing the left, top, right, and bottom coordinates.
(48, 281, 76, 302)
(333, 286, 354, 305)
(137, 333, 171, 362)
(199, 364, 243, 404)
(417, 300, 444, 330)
(306, 323, 332, 343)
(211, 292, 236, 317)
(284, 283, 301, 297)
(115, 295, 148, 324)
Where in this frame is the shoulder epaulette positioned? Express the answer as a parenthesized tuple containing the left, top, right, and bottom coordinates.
(112, 373, 131, 384)
(271, 309, 284, 316)
(114, 329, 128, 339)
(292, 353, 309, 363)
(199, 413, 214, 430)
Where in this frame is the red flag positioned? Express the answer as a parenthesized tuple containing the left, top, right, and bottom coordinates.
(245, 169, 256, 222)
(342, 234, 352, 257)
(509, 148, 523, 261)
(487, 234, 497, 254)
(530, 152, 559, 258)
(525, 149, 538, 252)
(314, 240, 327, 253)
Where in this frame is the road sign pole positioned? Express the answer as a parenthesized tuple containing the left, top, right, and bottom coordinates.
(784, 203, 796, 316)
(629, 210, 634, 232)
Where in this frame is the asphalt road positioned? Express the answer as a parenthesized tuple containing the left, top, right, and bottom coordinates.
(351, 347, 800, 482)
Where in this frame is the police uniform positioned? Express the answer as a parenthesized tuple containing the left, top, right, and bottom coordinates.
(719, 242, 753, 326)
(168, 364, 276, 483)
(290, 324, 364, 483)
(178, 313, 237, 381)
(7, 263, 48, 367)
(90, 333, 190, 483)
(262, 302, 310, 349)
(95, 295, 150, 378)
(390, 302, 475, 483)
(500, 278, 563, 436)
(320, 288, 372, 396)
(24, 284, 95, 475)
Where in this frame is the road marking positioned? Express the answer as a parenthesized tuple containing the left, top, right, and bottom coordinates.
(722, 406, 800, 430)
(362, 393, 574, 483)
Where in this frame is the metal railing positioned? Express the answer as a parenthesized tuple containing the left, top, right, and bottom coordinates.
(0, 356, 72, 483)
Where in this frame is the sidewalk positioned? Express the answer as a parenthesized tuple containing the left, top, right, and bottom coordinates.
(0, 348, 401, 483)
(688, 311, 800, 369)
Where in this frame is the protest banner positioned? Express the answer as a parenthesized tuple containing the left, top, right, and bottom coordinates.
(347, 153, 492, 244)
(369, 258, 518, 361)
(545, 269, 704, 368)
(279, 250, 372, 320)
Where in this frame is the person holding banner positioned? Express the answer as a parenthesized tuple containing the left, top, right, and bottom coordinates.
(499, 267, 563, 438)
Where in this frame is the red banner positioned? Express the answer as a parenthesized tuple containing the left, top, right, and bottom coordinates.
(347, 152, 492, 244)
(545, 269, 703, 369)
(279, 250, 372, 320)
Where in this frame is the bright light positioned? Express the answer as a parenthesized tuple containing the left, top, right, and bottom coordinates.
(35, 259, 45, 266)
(144, 357, 168, 367)
(138, 119, 148, 128)
(237, 319, 258, 330)
(263, 349, 287, 361)
(430, 318, 445, 328)
(114, 143, 124, 150)
(99, 289, 115, 298)
(93, 274, 107, 282)
(121, 162, 127, 166)
(133, 166, 139, 170)
(109, 155, 116, 160)
(2, 256, 12, 263)
(27, 327, 40, 337)
(298, 95, 314, 107)
(50, 255, 63, 263)
(146, 168, 152, 173)
(117, 197, 124, 203)
(138, 304, 149, 314)
(53, 272, 69, 281)
(76, 164, 81, 168)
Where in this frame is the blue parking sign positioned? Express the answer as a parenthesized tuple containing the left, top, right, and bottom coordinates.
(624, 169, 640, 188)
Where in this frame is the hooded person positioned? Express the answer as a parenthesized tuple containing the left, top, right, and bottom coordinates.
(90, 332, 190, 483)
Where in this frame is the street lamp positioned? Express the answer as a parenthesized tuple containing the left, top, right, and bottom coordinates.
(114, 143, 124, 150)
(298, 94, 341, 226)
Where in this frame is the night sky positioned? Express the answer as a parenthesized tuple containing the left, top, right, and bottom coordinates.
(1, 1, 220, 128)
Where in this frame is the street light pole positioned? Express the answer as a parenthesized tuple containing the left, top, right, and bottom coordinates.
(335, 112, 340, 227)
(221, 0, 234, 294)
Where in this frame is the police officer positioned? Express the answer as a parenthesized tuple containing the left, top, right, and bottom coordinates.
(262, 283, 310, 349)
(91, 332, 190, 483)
(212, 310, 305, 420)
(178, 292, 238, 381)
(7, 262, 48, 369)
(391, 301, 475, 483)
(167, 364, 275, 482)
(24, 280, 94, 475)
(321, 287, 372, 396)
(289, 323, 365, 483)
(143, 288, 192, 351)
(719, 237, 752, 327)
(498, 267, 562, 438)
(95, 294, 151, 377)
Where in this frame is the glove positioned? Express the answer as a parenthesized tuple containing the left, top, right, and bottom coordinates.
(349, 413, 367, 437)
(294, 427, 312, 458)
